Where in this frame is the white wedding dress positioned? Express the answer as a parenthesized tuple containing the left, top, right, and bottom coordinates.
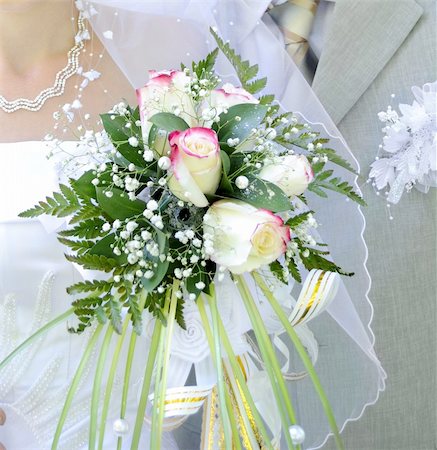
(0, 141, 165, 450)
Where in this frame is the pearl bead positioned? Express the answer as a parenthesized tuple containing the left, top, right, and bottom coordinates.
(158, 156, 171, 170)
(289, 425, 305, 445)
(113, 418, 129, 436)
(235, 175, 249, 190)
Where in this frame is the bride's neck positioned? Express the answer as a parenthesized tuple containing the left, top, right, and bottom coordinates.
(0, 0, 76, 75)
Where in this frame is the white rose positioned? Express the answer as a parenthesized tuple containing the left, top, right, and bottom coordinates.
(203, 199, 290, 274)
(168, 127, 222, 207)
(136, 70, 195, 155)
(259, 154, 314, 197)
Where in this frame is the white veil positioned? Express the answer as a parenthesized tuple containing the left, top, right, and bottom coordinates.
(86, 1, 386, 448)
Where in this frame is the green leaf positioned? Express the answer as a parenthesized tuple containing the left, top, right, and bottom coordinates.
(148, 124, 159, 148)
(106, 297, 123, 334)
(70, 170, 96, 200)
(314, 148, 357, 174)
(69, 204, 103, 224)
(95, 187, 145, 220)
(220, 150, 230, 175)
(67, 280, 113, 295)
(191, 47, 219, 79)
(218, 103, 269, 144)
(229, 176, 291, 213)
(149, 112, 190, 133)
(88, 233, 127, 265)
(65, 253, 117, 272)
(57, 237, 95, 254)
(218, 151, 233, 192)
(211, 28, 267, 94)
(285, 211, 314, 229)
(287, 258, 302, 283)
(19, 185, 81, 218)
(258, 94, 275, 105)
(269, 261, 287, 284)
(300, 250, 353, 276)
(101, 113, 146, 167)
(141, 230, 169, 292)
(126, 295, 143, 335)
(58, 218, 105, 239)
(309, 176, 366, 206)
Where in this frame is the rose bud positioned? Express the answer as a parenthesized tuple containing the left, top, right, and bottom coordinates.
(203, 199, 291, 274)
(209, 83, 259, 110)
(168, 127, 222, 207)
(259, 154, 314, 197)
(136, 70, 195, 155)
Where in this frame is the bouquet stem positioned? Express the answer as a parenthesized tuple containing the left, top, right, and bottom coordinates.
(252, 272, 345, 450)
(131, 319, 163, 449)
(89, 325, 114, 450)
(235, 275, 298, 450)
(150, 281, 179, 449)
(0, 307, 74, 372)
(207, 287, 242, 450)
(52, 324, 103, 449)
(98, 316, 131, 450)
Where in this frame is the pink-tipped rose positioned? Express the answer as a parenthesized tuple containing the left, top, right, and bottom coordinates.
(259, 154, 314, 197)
(136, 70, 195, 154)
(203, 199, 291, 274)
(168, 127, 222, 207)
(210, 83, 259, 110)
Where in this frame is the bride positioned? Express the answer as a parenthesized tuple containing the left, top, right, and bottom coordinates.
(0, 1, 157, 449)
(0, 1, 385, 449)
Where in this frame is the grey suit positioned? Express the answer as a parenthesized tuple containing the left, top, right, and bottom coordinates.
(312, 1, 436, 449)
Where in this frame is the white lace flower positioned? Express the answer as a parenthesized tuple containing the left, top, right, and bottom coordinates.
(369, 81, 437, 204)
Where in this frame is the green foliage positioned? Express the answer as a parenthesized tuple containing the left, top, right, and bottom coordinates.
(95, 187, 145, 220)
(229, 176, 291, 212)
(190, 47, 219, 80)
(19, 185, 80, 218)
(67, 280, 113, 295)
(210, 28, 267, 94)
(101, 108, 146, 167)
(148, 112, 190, 133)
(313, 147, 357, 174)
(269, 261, 287, 283)
(58, 218, 105, 239)
(65, 253, 117, 272)
(287, 258, 302, 283)
(285, 211, 314, 229)
(69, 204, 103, 224)
(141, 230, 169, 292)
(218, 103, 269, 144)
(309, 172, 366, 206)
(57, 237, 95, 255)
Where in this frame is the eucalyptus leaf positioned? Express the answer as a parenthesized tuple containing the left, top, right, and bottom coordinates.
(88, 233, 126, 265)
(101, 114, 146, 167)
(218, 103, 268, 143)
(141, 230, 169, 292)
(71, 170, 97, 199)
(229, 176, 290, 212)
(149, 112, 190, 133)
(96, 187, 145, 220)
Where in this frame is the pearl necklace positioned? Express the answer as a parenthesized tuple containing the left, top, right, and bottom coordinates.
(0, 13, 87, 113)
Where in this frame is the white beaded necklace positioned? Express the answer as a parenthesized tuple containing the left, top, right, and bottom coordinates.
(0, 12, 87, 114)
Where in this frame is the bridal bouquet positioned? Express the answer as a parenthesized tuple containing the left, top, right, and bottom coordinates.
(11, 32, 363, 449)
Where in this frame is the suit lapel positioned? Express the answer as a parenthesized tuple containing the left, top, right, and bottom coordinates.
(312, 0, 423, 124)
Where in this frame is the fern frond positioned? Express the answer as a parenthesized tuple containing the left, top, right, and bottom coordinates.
(65, 253, 117, 272)
(67, 280, 113, 295)
(19, 184, 81, 218)
(210, 28, 267, 94)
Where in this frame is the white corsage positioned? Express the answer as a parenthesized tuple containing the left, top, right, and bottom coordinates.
(369, 81, 437, 204)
